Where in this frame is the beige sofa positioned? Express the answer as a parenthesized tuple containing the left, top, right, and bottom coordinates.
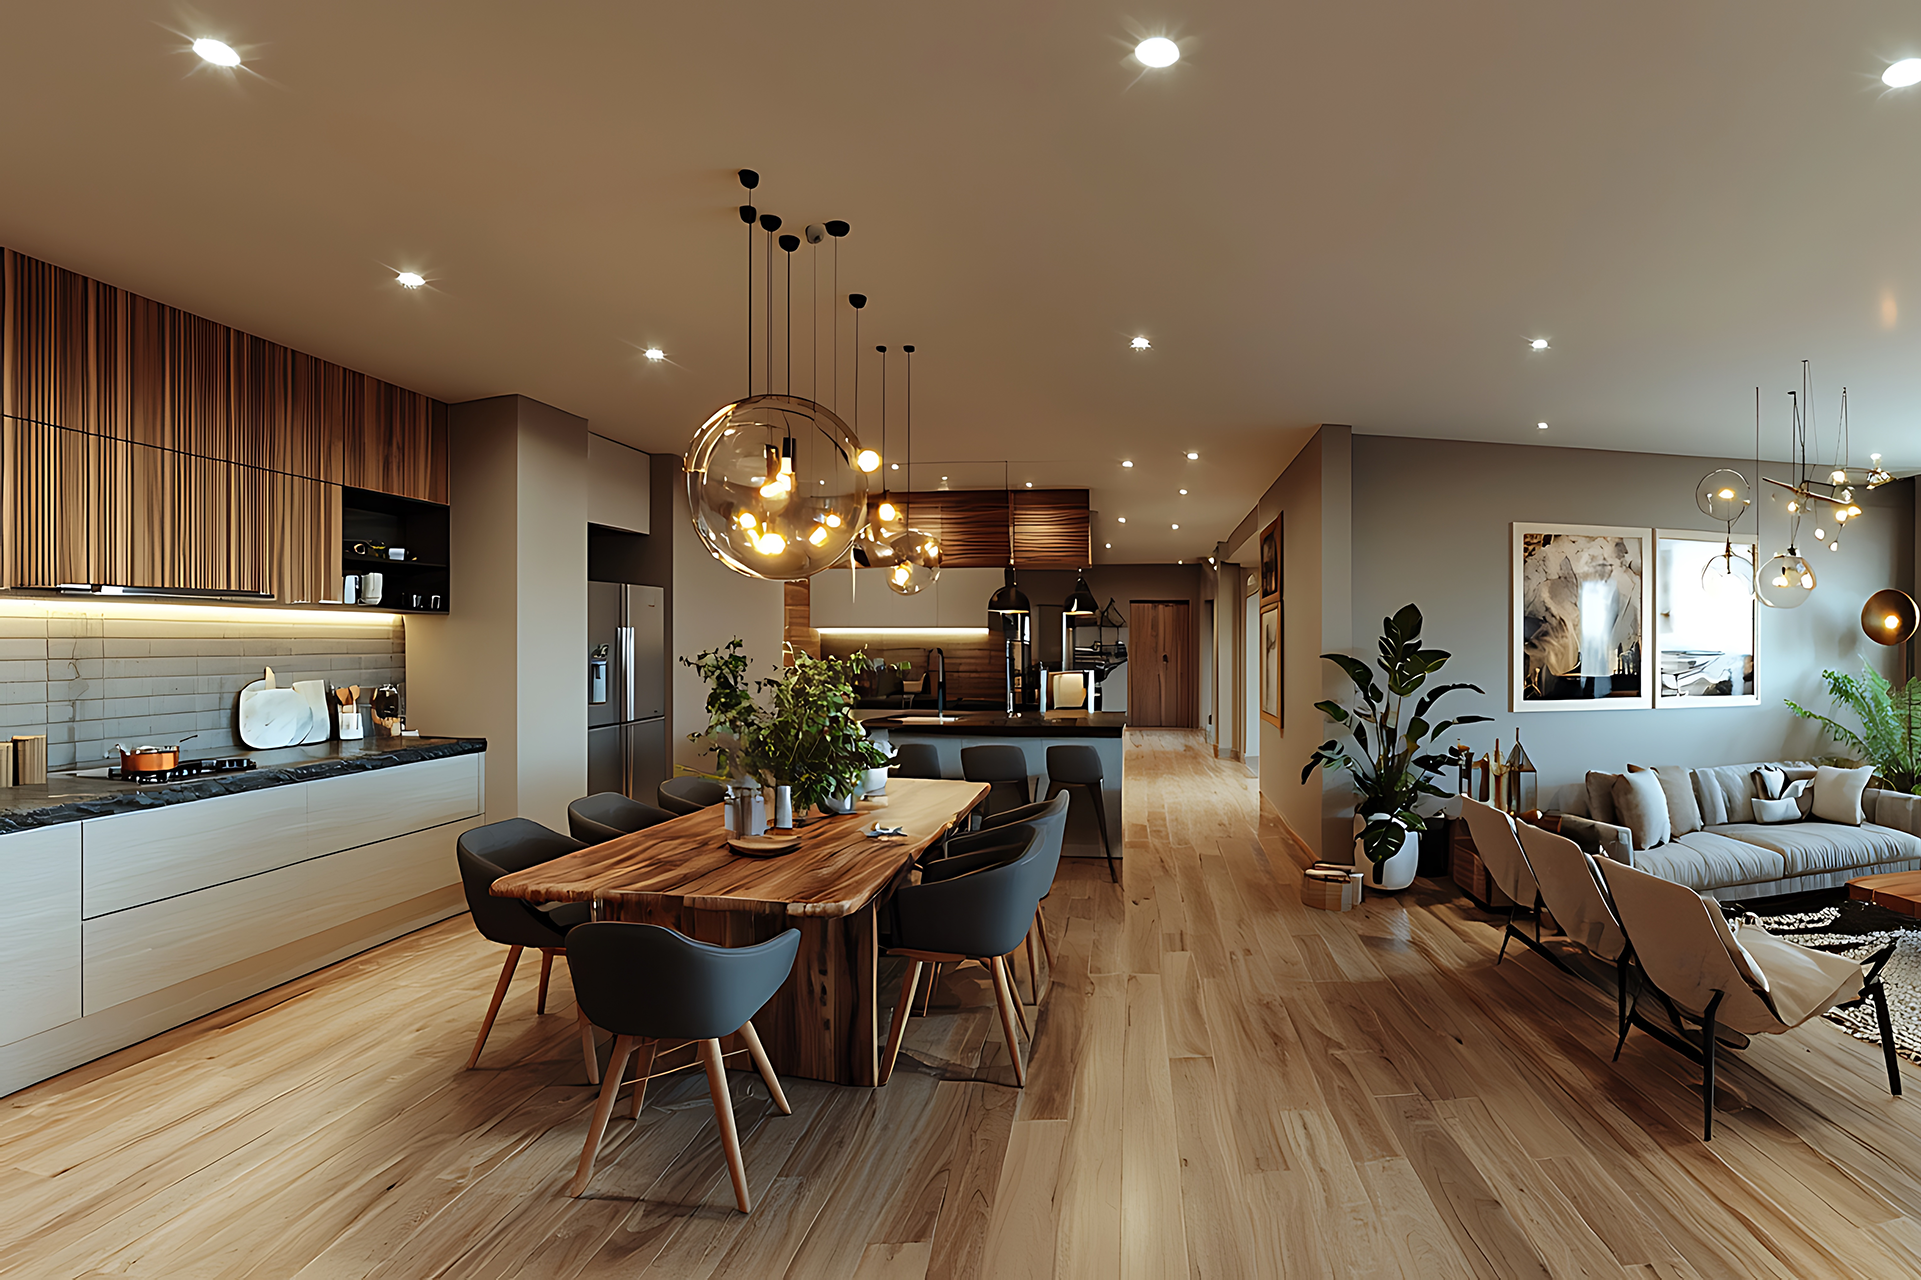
(1557, 760, 1921, 900)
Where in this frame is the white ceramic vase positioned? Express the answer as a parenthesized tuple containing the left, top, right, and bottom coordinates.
(819, 792, 858, 815)
(1354, 812, 1420, 891)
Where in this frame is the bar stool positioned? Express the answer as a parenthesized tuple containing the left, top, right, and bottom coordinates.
(890, 743, 943, 779)
(1044, 744, 1118, 883)
(961, 744, 1031, 817)
(455, 819, 597, 1075)
(658, 775, 726, 815)
(568, 792, 675, 843)
(566, 922, 801, 1207)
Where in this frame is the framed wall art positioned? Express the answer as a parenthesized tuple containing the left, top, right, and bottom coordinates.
(1512, 523, 1653, 711)
(1653, 528, 1758, 707)
(1260, 518, 1280, 603)
(1260, 602, 1281, 727)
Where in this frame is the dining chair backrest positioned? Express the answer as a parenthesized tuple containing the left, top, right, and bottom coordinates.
(893, 825, 1047, 959)
(961, 744, 1032, 814)
(1515, 821, 1627, 962)
(1590, 854, 1777, 1033)
(1459, 797, 1539, 907)
(658, 775, 727, 815)
(891, 743, 943, 779)
(986, 791, 1069, 884)
(568, 792, 675, 844)
(566, 922, 802, 1042)
(456, 818, 586, 949)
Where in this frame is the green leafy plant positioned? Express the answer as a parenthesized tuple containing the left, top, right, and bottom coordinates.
(1302, 604, 1490, 882)
(1786, 665, 1919, 793)
(680, 640, 894, 814)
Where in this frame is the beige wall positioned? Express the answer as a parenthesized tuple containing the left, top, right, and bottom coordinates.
(407, 395, 587, 830)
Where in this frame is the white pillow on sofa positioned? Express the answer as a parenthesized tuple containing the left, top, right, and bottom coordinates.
(1751, 795, 1804, 824)
(1811, 765, 1873, 826)
(1610, 770, 1670, 850)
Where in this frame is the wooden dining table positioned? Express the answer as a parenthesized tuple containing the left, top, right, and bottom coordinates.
(490, 777, 988, 1086)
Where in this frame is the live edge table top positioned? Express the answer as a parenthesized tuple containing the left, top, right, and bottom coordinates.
(490, 777, 988, 918)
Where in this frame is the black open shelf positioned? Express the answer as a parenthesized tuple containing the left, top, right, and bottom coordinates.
(343, 487, 450, 614)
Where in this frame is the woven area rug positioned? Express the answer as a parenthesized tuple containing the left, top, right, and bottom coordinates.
(1745, 898, 1921, 1062)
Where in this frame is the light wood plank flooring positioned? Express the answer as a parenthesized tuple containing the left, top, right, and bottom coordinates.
(7, 730, 1921, 1276)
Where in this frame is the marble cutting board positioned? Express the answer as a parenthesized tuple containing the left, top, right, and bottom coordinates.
(238, 668, 312, 749)
(291, 680, 331, 744)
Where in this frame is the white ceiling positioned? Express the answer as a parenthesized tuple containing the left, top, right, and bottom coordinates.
(5, 2, 1921, 564)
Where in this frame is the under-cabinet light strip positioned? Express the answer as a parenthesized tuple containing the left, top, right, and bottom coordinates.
(814, 627, 991, 638)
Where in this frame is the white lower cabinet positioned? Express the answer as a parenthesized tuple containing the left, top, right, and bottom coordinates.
(0, 825, 82, 1048)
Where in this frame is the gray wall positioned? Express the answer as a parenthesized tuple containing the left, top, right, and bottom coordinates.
(407, 395, 588, 829)
(1350, 435, 1915, 808)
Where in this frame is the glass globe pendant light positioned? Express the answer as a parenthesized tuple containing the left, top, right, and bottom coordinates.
(1700, 540, 1754, 601)
(1757, 548, 1815, 609)
(884, 343, 941, 595)
(847, 301, 899, 572)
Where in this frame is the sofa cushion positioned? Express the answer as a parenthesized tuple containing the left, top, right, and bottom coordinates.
(1612, 770, 1670, 850)
(1585, 771, 1621, 825)
(1706, 821, 1921, 877)
(1811, 765, 1873, 826)
(1631, 763, 1702, 836)
(1694, 764, 1760, 826)
(1632, 830, 1785, 891)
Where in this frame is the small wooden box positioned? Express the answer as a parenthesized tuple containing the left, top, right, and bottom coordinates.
(11, 735, 46, 786)
(1302, 868, 1358, 912)
(0, 740, 13, 786)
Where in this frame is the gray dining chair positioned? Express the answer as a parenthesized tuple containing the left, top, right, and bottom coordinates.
(455, 818, 594, 1076)
(568, 791, 675, 844)
(658, 775, 727, 815)
(890, 742, 943, 780)
(881, 824, 1051, 1087)
(1043, 743, 1118, 882)
(565, 922, 802, 1207)
(961, 744, 1031, 817)
(924, 793, 1070, 1010)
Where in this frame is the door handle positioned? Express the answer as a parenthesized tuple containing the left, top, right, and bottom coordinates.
(618, 626, 635, 721)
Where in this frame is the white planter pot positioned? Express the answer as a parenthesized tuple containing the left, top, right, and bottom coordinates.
(819, 792, 858, 815)
(1353, 813, 1420, 891)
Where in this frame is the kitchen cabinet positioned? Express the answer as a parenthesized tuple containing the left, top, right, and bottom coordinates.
(82, 785, 315, 920)
(587, 433, 651, 533)
(934, 567, 1006, 627)
(808, 564, 1006, 631)
(278, 475, 343, 605)
(0, 824, 81, 1049)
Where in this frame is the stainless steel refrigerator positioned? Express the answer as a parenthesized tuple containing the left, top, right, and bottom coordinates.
(587, 582, 667, 804)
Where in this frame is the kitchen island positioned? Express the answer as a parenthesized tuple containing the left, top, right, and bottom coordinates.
(861, 711, 1127, 865)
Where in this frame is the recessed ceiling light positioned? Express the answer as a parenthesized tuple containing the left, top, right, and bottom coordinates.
(643, 347, 666, 362)
(1135, 37, 1180, 68)
(1537, 421, 1549, 430)
(1121, 459, 1134, 468)
(192, 38, 242, 67)
(396, 272, 426, 289)
(1024, 481, 1033, 487)
(1185, 451, 1199, 460)
(1105, 542, 1111, 548)
(1118, 517, 1127, 523)
(1886, 58, 1921, 88)
(1130, 336, 1151, 351)
(1529, 338, 1549, 351)
(891, 462, 900, 470)
(1171, 523, 1180, 530)
(1178, 488, 1188, 495)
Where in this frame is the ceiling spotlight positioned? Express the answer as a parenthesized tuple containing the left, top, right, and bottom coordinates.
(1105, 542, 1111, 548)
(1118, 517, 1127, 523)
(192, 37, 242, 67)
(1130, 336, 1152, 351)
(1135, 37, 1180, 68)
(1886, 58, 1921, 88)
(1024, 481, 1033, 487)
(396, 272, 426, 289)
(1185, 451, 1199, 460)
(1121, 459, 1134, 468)
(1529, 338, 1550, 351)
(643, 347, 666, 362)
(890, 462, 900, 470)
(856, 449, 881, 472)
(1537, 422, 1549, 430)
(1171, 523, 1180, 530)
(1178, 488, 1188, 495)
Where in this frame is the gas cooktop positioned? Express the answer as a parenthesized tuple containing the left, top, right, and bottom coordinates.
(71, 758, 260, 785)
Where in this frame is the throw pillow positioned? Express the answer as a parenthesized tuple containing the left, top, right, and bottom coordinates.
(1611, 769, 1671, 851)
(1753, 766, 1788, 800)
(1811, 765, 1873, 826)
(1751, 796, 1803, 824)
(1585, 771, 1621, 825)
(1630, 763, 1703, 836)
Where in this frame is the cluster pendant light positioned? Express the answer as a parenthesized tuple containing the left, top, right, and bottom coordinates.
(882, 344, 941, 594)
(684, 171, 879, 581)
(1752, 363, 1889, 609)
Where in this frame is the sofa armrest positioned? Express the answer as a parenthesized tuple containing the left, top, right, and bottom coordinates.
(1556, 812, 1634, 866)
(1867, 787, 1921, 836)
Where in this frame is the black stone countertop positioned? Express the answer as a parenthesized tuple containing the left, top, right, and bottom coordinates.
(0, 737, 486, 835)
(862, 712, 1126, 737)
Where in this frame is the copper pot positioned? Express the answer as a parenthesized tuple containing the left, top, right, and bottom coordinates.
(111, 732, 197, 773)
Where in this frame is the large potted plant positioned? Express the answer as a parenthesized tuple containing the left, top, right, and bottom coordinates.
(1303, 604, 1489, 887)
(1786, 664, 1920, 792)
(681, 640, 891, 818)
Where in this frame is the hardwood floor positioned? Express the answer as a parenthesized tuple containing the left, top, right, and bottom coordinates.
(7, 730, 1921, 1276)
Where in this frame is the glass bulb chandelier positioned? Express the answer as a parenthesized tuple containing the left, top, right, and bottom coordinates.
(884, 343, 940, 595)
(1752, 364, 1888, 607)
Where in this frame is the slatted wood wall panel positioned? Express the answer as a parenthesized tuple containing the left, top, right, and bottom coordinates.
(862, 490, 1091, 569)
(1011, 488, 1091, 568)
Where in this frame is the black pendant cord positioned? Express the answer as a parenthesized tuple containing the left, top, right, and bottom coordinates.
(780, 234, 800, 397)
(834, 238, 840, 413)
(738, 169, 759, 399)
(904, 344, 915, 510)
(759, 211, 781, 396)
(811, 237, 818, 404)
(879, 345, 888, 501)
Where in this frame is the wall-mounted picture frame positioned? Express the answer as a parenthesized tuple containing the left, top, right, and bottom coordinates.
(1260, 602, 1281, 727)
(1654, 528, 1759, 707)
(1259, 518, 1280, 603)
(1512, 523, 1653, 712)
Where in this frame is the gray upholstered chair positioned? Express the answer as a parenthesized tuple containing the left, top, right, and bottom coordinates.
(568, 792, 675, 844)
(1459, 797, 1546, 964)
(658, 775, 726, 815)
(1593, 853, 1899, 1139)
(961, 744, 1031, 817)
(1043, 743, 1118, 882)
(890, 742, 943, 780)
(881, 824, 1051, 1087)
(926, 793, 1070, 1009)
(565, 922, 802, 1206)
(456, 818, 593, 1073)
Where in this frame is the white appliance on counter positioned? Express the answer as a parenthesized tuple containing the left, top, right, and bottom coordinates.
(588, 582, 667, 804)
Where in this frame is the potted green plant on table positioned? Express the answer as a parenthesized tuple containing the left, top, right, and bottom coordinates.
(1303, 604, 1490, 887)
(1787, 665, 1920, 792)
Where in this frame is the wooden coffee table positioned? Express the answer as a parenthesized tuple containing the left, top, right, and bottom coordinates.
(1847, 869, 1921, 916)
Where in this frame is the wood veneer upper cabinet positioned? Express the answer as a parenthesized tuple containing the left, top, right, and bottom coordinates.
(7, 421, 92, 589)
(277, 476, 343, 604)
(345, 381, 446, 504)
(1128, 600, 1196, 728)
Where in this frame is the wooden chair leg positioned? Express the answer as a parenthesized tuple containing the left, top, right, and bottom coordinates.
(576, 1006, 601, 1085)
(738, 1020, 790, 1114)
(628, 1039, 658, 1119)
(990, 955, 1027, 1087)
(700, 1038, 753, 1212)
(1008, 956, 1032, 1039)
(569, 1034, 636, 1197)
(881, 959, 923, 1085)
(918, 962, 940, 1017)
(536, 948, 555, 1015)
(466, 945, 522, 1070)
(1035, 904, 1055, 969)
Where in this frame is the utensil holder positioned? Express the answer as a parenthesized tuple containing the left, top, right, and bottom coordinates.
(773, 785, 794, 829)
(337, 708, 364, 740)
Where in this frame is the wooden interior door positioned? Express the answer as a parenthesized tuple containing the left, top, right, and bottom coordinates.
(1128, 600, 1195, 727)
